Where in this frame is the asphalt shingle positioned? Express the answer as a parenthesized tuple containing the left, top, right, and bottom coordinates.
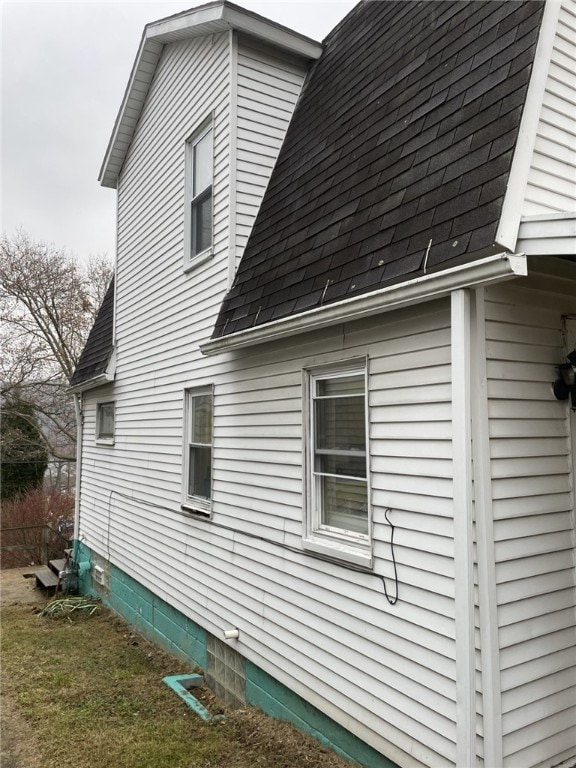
(213, 0, 544, 339)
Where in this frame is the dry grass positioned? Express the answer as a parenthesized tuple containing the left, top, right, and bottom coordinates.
(0, 601, 354, 768)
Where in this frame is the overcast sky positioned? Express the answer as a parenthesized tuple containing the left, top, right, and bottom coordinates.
(2, 0, 356, 263)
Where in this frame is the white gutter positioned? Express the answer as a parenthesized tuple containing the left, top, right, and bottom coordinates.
(73, 393, 83, 556)
(201, 253, 527, 355)
(67, 372, 114, 396)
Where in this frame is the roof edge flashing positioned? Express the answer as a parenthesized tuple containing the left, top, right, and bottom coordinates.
(201, 254, 527, 356)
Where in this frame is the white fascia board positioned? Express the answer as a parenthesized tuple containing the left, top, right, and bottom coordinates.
(496, 0, 562, 251)
(221, 5, 323, 59)
(148, 2, 322, 59)
(146, 2, 226, 39)
(99, 36, 163, 189)
(201, 253, 528, 355)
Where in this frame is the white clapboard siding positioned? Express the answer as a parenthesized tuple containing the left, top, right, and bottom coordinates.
(484, 267, 576, 768)
(522, 0, 576, 215)
(79, 271, 459, 768)
(234, 37, 307, 262)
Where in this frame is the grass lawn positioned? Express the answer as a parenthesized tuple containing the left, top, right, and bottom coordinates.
(0, 599, 353, 768)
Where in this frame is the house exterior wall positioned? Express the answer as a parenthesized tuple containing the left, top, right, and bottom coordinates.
(235, 36, 308, 264)
(484, 261, 576, 768)
(79, 298, 459, 768)
(75, 13, 576, 768)
(522, 0, 576, 216)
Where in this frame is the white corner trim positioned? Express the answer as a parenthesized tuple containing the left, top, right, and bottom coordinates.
(451, 289, 476, 768)
(201, 253, 528, 355)
(470, 287, 503, 767)
(496, 0, 562, 251)
(227, 29, 239, 290)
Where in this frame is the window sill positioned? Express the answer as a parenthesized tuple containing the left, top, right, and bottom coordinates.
(183, 248, 213, 274)
(303, 535, 372, 569)
(181, 503, 211, 519)
(95, 438, 114, 446)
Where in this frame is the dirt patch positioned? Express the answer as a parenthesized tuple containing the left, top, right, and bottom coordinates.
(0, 567, 45, 606)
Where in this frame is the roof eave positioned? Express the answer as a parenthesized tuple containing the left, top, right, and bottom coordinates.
(201, 253, 528, 356)
(98, 0, 323, 189)
(67, 372, 115, 395)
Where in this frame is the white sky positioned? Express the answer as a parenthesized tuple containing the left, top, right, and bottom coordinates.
(1, 0, 356, 262)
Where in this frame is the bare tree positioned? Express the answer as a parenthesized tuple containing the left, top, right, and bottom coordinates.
(0, 230, 113, 467)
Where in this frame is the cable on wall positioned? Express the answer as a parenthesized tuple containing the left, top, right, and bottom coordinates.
(380, 508, 398, 605)
(107, 489, 401, 604)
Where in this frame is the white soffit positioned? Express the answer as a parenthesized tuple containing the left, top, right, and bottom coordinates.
(99, 0, 323, 189)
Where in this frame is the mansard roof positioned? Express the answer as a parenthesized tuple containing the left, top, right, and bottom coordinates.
(69, 277, 115, 389)
(211, 0, 545, 341)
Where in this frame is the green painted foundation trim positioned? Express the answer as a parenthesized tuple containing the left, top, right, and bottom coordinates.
(163, 674, 224, 722)
(74, 540, 207, 669)
(76, 543, 399, 768)
(246, 663, 399, 768)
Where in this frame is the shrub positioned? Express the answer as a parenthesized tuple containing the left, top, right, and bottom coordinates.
(0, 488, 74, 568)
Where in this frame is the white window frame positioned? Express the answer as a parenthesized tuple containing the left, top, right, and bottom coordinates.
(182, 386, 213, 515)
(303, 360, 372, 568)
(184, 118, 214, 270)
(96, 401, 115, 445)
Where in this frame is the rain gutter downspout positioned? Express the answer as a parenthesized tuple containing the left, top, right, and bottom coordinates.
(73, 392, 83, 560)
(201, 253, 527, 355)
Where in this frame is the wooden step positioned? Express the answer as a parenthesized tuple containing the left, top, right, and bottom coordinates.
(49, 559, 68, 576)
(34, 568, 59, 591)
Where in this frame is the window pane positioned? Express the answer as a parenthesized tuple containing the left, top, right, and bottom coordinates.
(192, 394, 212, 444)
(316, 453, 366, 479)
(315, 396, 365, 451)
(318, 375, 363, 397)
(98, 403, 114, 438)
(320, 475, 368, 534)
(188, 445, 211, 499)
(193, 129, 213, 195)
(192, 193, 212, 255)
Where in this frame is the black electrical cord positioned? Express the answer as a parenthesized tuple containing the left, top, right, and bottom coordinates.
(108, 490, 400, 604)
(381, 508, 398, 605)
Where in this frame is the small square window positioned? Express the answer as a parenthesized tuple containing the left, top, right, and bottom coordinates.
(185, 122, 213, 267)
(96, 402, 115, 444)
(304, 362, 371, 567)
(183, 387, 213, 514)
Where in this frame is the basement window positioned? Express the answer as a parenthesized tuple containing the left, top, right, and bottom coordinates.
(304, 361, 372, 567)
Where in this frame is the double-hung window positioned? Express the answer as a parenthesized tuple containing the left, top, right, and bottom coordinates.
(96, 401, 115, 444)
(304, 362, 371, 566)
(183, 387, 213, 514)
(185, 121, 213, 266)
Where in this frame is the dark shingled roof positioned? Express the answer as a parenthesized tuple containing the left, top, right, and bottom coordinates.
(69, 277, 115, 387)
(212, 0, 544, 338)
